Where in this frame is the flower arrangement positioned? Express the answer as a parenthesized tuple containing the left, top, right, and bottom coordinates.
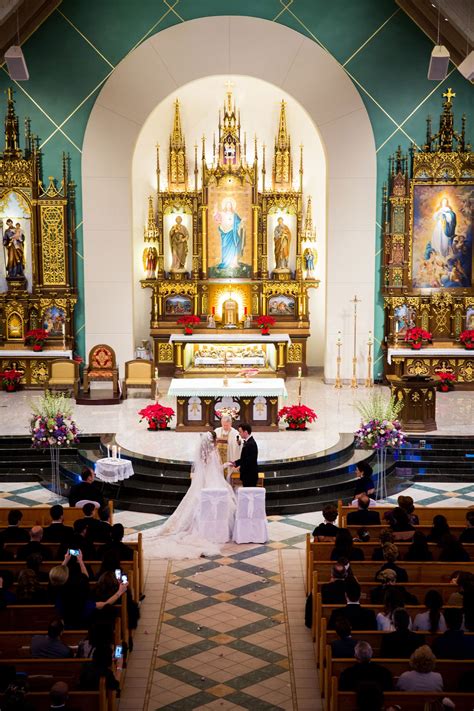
(354, 393, 404, 450)
(257, 315, 276, 335)
(404, 327, 432, 350)
(30, 391, 80, 448)
(0, 369, 22, 392)
(177, 315, 200, 335)
(138, 403, 175, 430)
(215, 407, 239, 420)
(436, 371, 456, 392)
(25, 328, 49, 351)
(278, 404, 317, 430)
(459, 330, 474, 350)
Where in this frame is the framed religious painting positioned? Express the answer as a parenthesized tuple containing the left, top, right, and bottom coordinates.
(411, 183, 473, 290)
(163, 209, 192, 275)
(207, 176, 252, 279)
(164, 295, 192, 316)
(43, 306, 66, 337)
(393, 304, 416, 335)
(268, 294, 295, 317)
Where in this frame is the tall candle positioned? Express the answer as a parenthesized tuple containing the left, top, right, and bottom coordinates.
(212, 306, 215, 315)
(244, 306, 248, 315)
(118, 447, 121, 459)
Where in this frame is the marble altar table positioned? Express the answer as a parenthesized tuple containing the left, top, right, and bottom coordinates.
(0, 350, 73, 388)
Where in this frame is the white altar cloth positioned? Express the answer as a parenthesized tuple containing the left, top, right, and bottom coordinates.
(169, 334, 291, 344)
(168, 377, 288, 398)
(387, 347, 468, 364)
(95, 457, 134, 483)
(0, 350, 73, 358)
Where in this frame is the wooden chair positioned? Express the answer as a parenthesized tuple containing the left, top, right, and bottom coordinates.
(83, 344, 119, 394)
(230, 471, 265, 488)
(48, 358, 80, 398)
(122, 359, 153, 398)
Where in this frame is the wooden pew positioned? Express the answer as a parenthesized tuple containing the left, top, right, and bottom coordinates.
(314, 575, 461, 605)
(0, 629, 86, 657)
(337, 500, 473, 527)
(0, 502, 114, 528)
(0, 682, 107, 711)
(308, 539, 474, 561)
(330, 684, 474, 711)
(1, 657, 94, 689)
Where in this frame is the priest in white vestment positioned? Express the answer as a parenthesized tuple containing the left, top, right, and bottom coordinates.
(214, 414, 242, 480)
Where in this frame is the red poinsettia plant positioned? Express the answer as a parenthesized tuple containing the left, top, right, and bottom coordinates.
(25, 328, 49, 351)
(278, 404, 317, 430)
(459, 330, 474, 350)
(0, 369, 22, 392)
(404, 327, 432, 350)
(138, 403, 175, 430)
(257, 315, 276, 335)
(436, 371, 456, 392)
(177, 315, 200, 335)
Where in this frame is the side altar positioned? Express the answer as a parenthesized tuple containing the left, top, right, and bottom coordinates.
(141, 85, 319, 378)
(168, 377, 287, 431)
(382, 89, 474, 388)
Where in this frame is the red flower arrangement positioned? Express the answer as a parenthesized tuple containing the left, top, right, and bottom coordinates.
(177, 315, 201, 335)
(404, 327, 432, 350)
(436, 371, 456, 393)
(0, 369, 22, 392)
(459, 330, 474, 350)
(25, 328, 49, 351)
(257, 315, 276, 335)
(138, 403, 175, 430)
(278, 404, 317, 430)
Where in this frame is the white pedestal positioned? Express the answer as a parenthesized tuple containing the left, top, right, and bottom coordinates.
(233, 487, 269, 544)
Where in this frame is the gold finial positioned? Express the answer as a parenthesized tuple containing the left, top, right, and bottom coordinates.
(277, 100, 289, 148)
(168, 101, 187, 191)
(4, 86, 21, 158)
(272, 100, 293, 190)
(224, 80, 234, 113)
(171, 99, 184, 148)
(144, 196, 159, 243)
(443, 87, 455, 105)
(303, 196, 316, 241)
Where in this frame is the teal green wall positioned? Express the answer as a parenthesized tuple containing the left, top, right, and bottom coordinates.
(3, 0, 471, 368)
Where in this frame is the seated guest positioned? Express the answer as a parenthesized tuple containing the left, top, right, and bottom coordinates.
(81, 502, 106, 542)
(371, 529, 394, 561)
(25, 552, 49, 583)
(0, 509, 29, 543)
(0, 664, 16, 693)
(375, 543, 408, 583)
(330, 529, 365, 562)
(371, 569, 418, 605)
(338, 641, 393, 691)
(328, 579, 377, 630)
(94, 506, 113, 543)
(385, 495, 419, 526)
(1, 679, 36, 711)
(58, 519, 97, 561)
(16, 525, 52, 561)
(100, 523, 134, 562)
(313, 504, 339, 540)
(389, 507, 415, 541)
(49, 554, 92, 628)
(439, 534, 471, 562)
(380, 607, 424, 658)
(77, 622, 114, 659)
(347, 495, 381, 526)
(427, 514, 450, 544)
(404, 530, 433, 562)
(0, 571, 15, 608)
(460, 510, 474, 543)
(376, 588, 409, 631)
(462, 578, 474, 631)
(447, 570, 473, 605)
(321, 562, 349, 604)
(79, 643, 120, 693)
(432, 607, 474, 659)
(354, 682, 385, 711)
(0, 539, 13, 562)
(330, 618, 357, 658)
(31, 618, 73, 658)
(396, 645, 443, 691)
(42, 505, 74, 545)
(16, 568, 47, 604)
(68, 467, 105, 508)
(413, 590, 447, 633)
(49, 681, 73, 710)
(353, 462, 375, 500)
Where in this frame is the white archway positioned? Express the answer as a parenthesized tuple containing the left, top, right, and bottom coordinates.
(82, 16, 376, 380)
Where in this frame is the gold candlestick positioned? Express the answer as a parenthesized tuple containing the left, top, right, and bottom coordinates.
(335, 332, 342, 389)
(223, 349, 229, 387)
(365, 332, 373, 388)
(350, 295, 361, 389)
(154, 367, 159, 402)
(297, 366, 303, 405)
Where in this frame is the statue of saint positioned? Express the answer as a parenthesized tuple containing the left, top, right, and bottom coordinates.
(304, 247, 317, 278)
(143, 246, 158, 278)
(274, 217, 291, 271)
(3, 218, 26, 279)
(169, 216, 189, 271)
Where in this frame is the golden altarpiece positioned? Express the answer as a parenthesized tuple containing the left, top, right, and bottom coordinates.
(383, 89, 474, 387)
(141, 87, 319, 378)
(0, 89, 77, 386)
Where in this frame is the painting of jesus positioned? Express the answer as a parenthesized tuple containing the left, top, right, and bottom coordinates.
(207, 180, 252, 278)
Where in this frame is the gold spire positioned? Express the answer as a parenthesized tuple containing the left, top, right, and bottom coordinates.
(218, 82, 241, 168)
(167, 99, 187, 191)
(144, 196, 159, 243)
(303, 196, 316, 242)
(4, 87, 22, 159)
(273, 100, 292, 190)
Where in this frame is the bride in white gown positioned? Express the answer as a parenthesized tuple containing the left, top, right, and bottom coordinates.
(141, 431, 236, 560)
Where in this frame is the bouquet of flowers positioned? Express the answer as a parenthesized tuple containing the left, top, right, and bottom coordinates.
(278, 404, 317, 430)
(436, 371, 456, 392)
(138, 402, 175, 430)
(404, 327, 432, 350)
(215, 407, 239, 420)
(459, 330, 474, 350)
(0, 369, 22, 392)
(257, 315, 276, 335)
(25, 328, 49, 351)
(177, 315, 201, 335)
(31, 391, 80, 448)
(354, 393, 404, 450)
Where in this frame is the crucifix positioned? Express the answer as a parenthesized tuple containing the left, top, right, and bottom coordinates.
(350, 295, 361, 389)
(443, 87, 455, 105)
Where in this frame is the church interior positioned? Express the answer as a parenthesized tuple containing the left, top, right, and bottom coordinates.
(0, 1, 473, 710)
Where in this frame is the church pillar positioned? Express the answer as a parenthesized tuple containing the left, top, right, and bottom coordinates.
(201, 206, 208, 275)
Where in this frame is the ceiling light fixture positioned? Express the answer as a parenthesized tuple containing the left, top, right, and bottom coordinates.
(428, 1, 450, 80)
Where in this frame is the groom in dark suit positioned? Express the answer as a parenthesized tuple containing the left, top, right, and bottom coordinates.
(231, 423, 258, 487)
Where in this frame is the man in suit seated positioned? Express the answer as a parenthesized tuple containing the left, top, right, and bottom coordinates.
(380, 607, 425, 658)
(31, 618, 73, 658)
(81, 503, 111, 543)
(321, 563, 348, 604)
(338, 641, 393, 691)
(69, 467, 105, 509)
(42, 505, 74, 545)
(0, 510, 29, 543)
(432, 607, 474, 659)
(57, 519, 97, 561)
(16, 526, 52, 561)
(347, 495, 381, 526)
(330, 618, 358, 658)
(328, 579, 377, 630)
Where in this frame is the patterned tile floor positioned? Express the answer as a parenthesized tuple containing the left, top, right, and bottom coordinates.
(1, 480, 473, 709)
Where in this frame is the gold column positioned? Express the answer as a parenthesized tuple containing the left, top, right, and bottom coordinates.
(175, 342, 183, 369)
(277, 341, 285, 369)
(252, 205, 259, 274)
(201, 206, 208, 274)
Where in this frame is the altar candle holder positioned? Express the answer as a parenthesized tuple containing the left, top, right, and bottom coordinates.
(350, 295, 361, 389)
(154, 367, 159, 402)
(62, 322, 66, 351)
(365, 331, 374, 388)
(297, 366, 303, 405)
(335, 332, 342, 389)
(223, 349, 229, 387)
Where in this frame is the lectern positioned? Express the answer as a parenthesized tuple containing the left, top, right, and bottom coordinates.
(387, 375, 437, 433)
